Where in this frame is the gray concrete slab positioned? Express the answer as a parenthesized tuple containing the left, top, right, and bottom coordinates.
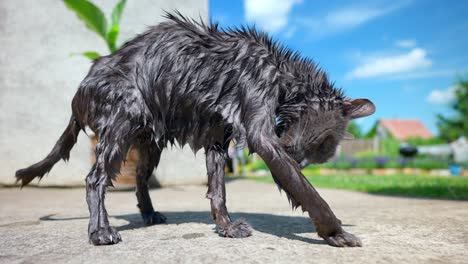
(0, 179, 467, 264)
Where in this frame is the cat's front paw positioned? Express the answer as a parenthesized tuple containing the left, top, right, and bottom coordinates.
(322, 231, 362, 247)
(89, 226, 122, 246)
(217, 218, 252, 238)
(142, 211, 167, 226)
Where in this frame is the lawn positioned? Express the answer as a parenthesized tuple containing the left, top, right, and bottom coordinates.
(244, 173, 468, 200)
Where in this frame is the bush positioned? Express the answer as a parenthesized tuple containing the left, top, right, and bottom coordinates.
(316, 155, 451, 170)
(375, 156, 388, 168)
(247, 153, 454, 172)
(249, 159, 268, 171)
(406, 137, 446, 146)
(357, 158, 377, 169)
(380, 138, 401, 157)
(409, 156, 450, 170)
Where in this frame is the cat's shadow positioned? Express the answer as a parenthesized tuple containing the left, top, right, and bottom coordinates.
(40, 211, 331, 245)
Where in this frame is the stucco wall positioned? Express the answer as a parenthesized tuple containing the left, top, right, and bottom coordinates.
(0, 0, 208, 186)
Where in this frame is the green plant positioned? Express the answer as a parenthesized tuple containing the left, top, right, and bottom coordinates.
(335, 157, 357, 170)
(354, 150, 378, 159)
(410, 156, 450, 170)
(406, 136, 446, 146)
(379, 137, 400, 156)
(245, 173, 468, 200)
(347, 121, 363, 139)
(64, 0, 126, 59)
(383, 158, 400, 169)
(357, 158, 378, 169)
(437, 76, 468, 141)
(249, 159, 269, 171)
(364, 121, 378, 138)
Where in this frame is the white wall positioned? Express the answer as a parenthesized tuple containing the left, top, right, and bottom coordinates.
(0, 0, 208, 186)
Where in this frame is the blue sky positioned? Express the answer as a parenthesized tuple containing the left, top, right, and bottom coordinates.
(209, 0, 468, 135)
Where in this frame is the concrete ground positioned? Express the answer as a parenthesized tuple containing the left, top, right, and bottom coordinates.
(0, 179, 467, 264)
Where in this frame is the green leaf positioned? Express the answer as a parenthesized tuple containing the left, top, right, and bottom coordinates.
(82, 51, 101, 59)
(71, 51, 101, 60)
(106, 0, 126, 52)
(63, 0, 108, 39)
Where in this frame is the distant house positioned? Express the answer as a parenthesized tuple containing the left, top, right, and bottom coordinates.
(377, 119, 433, 141)
(339, 119, 433, 156)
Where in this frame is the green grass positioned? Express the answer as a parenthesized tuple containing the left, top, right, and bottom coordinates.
(244, 173, 468, 200)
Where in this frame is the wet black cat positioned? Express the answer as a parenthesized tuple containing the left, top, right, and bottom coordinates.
(16, 12, 375, 247)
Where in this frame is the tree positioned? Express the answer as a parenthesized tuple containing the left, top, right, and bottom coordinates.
(347, 121, 363, 138)
(364, 121, 378, 139)
(437, 77, 468, 141)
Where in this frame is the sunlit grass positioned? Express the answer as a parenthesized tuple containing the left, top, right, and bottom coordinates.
(242, 173, 468, 200)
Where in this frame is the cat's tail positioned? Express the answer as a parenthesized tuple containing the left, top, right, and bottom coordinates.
(15, 116, 81, 187)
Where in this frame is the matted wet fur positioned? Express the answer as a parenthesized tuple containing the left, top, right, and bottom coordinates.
(16, 12, 375, 247)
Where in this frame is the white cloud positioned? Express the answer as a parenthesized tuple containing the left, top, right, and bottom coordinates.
(386, 69, 458, 80)
(346, 48, 432, 79)
(427, 87, 456, 105)
(297, 2, 410, 36)
(326, 7, 392, 30)
(396, 39, 416, 48)
(244, 0, 302, 33)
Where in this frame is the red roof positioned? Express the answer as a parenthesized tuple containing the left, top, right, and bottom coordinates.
(380, 119, 433, 141)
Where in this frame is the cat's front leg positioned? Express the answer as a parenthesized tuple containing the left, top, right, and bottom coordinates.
(205, 144, 252, 238)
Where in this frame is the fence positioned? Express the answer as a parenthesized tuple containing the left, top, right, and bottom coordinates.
(337, 138, 379, 156)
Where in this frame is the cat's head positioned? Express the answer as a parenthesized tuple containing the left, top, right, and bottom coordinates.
(277, 98, 375, 168)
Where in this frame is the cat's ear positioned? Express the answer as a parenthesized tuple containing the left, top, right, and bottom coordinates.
(343, 98, 376, 119)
